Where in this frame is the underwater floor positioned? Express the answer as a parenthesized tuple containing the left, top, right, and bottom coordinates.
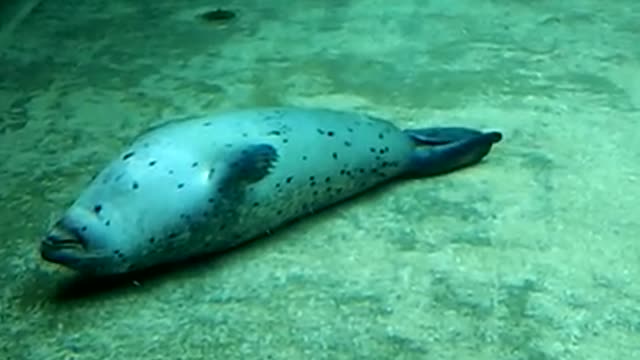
(1, 0, 639, 359)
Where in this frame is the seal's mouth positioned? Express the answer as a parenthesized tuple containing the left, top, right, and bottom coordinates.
(40, 223, 86, 264)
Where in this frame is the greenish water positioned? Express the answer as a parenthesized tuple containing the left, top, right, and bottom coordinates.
(1, 0, 639, 359)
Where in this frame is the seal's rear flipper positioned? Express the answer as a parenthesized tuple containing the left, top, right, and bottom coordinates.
(404, 127, 502, 177)
(405, 127, 487, 145)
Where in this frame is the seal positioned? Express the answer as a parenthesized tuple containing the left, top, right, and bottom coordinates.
(41, 107, 502, 275)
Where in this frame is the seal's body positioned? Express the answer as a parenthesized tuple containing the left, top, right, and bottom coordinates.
(41, 107, 501, 275)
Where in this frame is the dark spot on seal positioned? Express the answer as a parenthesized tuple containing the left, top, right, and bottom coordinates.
(148, 160, 157, 166)
(379, 148, 385, 154)
(177, 183, 185, 189)
(276, 210, 283, 215)
(336, 188, 343, 193)
(378, 133, 384, 139)
(286, 176, 293, 183)
(325, 177, 331, 183)
(208, 198, 214, 203)
(348, 128, 354, 132)
(309, 176, 315, 181)
(310, 181, 316, 187)
(105, 220, 111, 226)
(332, 152, 338, 159)
(275, 183, 281, 188)
(317, 129, 325, 135)
(94, 205, 102, 213)
(326, 187, 332, 192)
(169, 170, 175, 175)
(203, 122, 211, 127)
(344, 141, 352, 147)
(168, 233, 177, 239)
(192, 162, 199, 167)
(219, 224, 226, 231)
(198, 9, 236, 22)
(340, 170, 345, 175)
(327, 131, 335, 137)
(282, 139, 289, 143)
(122, 152, 134, 160)
(359, 168, 365, 173)
(302, 156, 308, 161)
(268, 130, 281, 136)
(370, 148, 376, 153)
(253, 202, 260, 207)
(312, 190, 319, 196)
(81, 226, 87, 232)
(149, 237, 155, 244)
(132, 181, 139, 190)
(242, 133, 248, 138)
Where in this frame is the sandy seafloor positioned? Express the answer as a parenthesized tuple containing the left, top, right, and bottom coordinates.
(1, 0, 639, 359)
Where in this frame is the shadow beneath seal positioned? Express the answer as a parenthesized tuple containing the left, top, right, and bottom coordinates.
(50, 242, 247, 302)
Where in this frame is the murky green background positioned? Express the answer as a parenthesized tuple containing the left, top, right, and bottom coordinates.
(1, 0, 639, 359)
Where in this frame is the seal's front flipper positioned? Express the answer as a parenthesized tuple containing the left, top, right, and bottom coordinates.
(226, 144, 278, 184)
(405, 128, 502, 177)
(214, 143, 278, 228)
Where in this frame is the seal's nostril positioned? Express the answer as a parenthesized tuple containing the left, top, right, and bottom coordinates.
(42, 228, 85, 250)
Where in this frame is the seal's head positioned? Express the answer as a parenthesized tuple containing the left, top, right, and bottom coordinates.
(41, 200, 143, 275)
(40, 146, 220, 275)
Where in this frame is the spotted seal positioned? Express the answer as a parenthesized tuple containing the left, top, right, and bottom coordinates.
(41, 107, 502, 275)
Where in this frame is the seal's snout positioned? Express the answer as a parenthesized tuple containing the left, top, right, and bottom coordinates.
(40, 223, 87, 264)
(45, 225, 84, 247)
